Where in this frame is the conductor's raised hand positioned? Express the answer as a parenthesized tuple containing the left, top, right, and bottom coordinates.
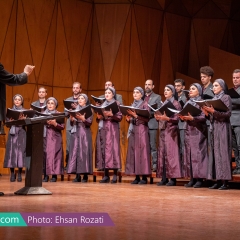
(24, 65, 35, 76)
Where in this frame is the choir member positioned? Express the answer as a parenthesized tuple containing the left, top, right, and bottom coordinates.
(65, 82, 82, 170)
(96, 81, 123, 171)
(230, 69, 240, 174)
(154, 85, 182, 186)
(174, 79, 187, 170)
(42, 97, 64, 182)
(200, 66, 215, 179)
(95, 87, 122, 183)
(143, 79, 161, 172)
(4, 94, 26, 182)
(178, 83, 208, 188)
(125, 87, 151, 184)
(31, 87, 47, 107)
(67, 94, 93, 182)
(202, 79, 232, 190)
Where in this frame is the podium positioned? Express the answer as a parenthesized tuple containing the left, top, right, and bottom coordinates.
(5, 115, 65, 195)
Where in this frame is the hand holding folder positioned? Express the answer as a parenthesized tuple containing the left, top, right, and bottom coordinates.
(91, 101, 119, 117)
(194, 99, 228, 112)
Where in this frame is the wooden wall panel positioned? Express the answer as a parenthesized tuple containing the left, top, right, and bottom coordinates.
(209, 46, 240, 87)
(128, 9, 145, 91)
(159, 16, 173, 95)
(88, 10, 106, 91)
(77, 12, 93, 93)
(111, 8, 131, 92)
(53, 3, 72, 87)
(188, 22, 200, 80)
(61, 0, 92, 82)
(194, 1, 227, 19)
(38, 2, 57, 87)
(15, 0, 35, 83)
(193, 19, 228, 66)
(165, 13, 191, 75)
(22, 0, 56, 79)
(134, 0, 162, 10)
(134, 5, 163, 79)
(96, 4, 130, 82)
(0, 0, 14, 55)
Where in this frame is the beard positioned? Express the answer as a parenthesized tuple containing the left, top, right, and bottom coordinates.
(145, 88, 152, 93)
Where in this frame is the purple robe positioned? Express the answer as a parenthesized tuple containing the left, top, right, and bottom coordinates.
(157, 100, 182, 178)
(67, 115, 93, 174)
(125, 102, 151, 175)
(208, 94, 232, 180)
(44, 120, 64, 175)
(4, 126, 26, 168)
(95, 101, 122, 169)
(183, 105, 208, 178)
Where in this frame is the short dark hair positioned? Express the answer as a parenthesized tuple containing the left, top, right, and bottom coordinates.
(145, 79, 154, 85)
(200, 66, 214, 77)
(233, 69, 240, 74)
(174, 79, 185, 86)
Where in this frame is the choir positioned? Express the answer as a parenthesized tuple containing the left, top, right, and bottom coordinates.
(4, 67, 240, 190)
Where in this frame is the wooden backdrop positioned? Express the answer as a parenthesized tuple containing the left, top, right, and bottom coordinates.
(1, 0, 240, 173)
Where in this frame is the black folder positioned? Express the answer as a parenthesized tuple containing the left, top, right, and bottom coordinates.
(30, 103, 47, 113)
(64, 105, 92, 119)
(168, 103, 202, 117)
(63, 99, 78, 110)
(6, 108, 36, 120)
(119, 105, 150, 118)
(91, 101, 119, 116)
(228, 88, 240, 98)
(194, 99, 228, 112)
(36, 112, 65, 124)
(91, 95, 105, 104)
(148, 101, 177, 117)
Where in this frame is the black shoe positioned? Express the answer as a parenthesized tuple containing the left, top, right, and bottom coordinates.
(72, 176, 81, 182)
(111, 179, 117, 184)
(232, 168, 240, 175)
(81, 175, 88, 183)
(166, 180, 176, 186)
(0, 192, 4, 196)
(131, 179, 140, 184)
(209, 183, 218, 189)
(17, 174, 22, 182)
(156, 180, 168, 186)
(42, 176, 49, 182)
(10, 174, 16, 182)
(184, 181, 195, 188)
(193, 181, 202, 188)
(99, 177, 110, 183)
(218, 185, 228, 190)
(50, 178, 57, 182)
(97, 169, 104, 171)
(138, 179, 147, 184)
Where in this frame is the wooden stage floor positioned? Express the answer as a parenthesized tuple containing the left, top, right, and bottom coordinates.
(1, 175, 240, 240)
